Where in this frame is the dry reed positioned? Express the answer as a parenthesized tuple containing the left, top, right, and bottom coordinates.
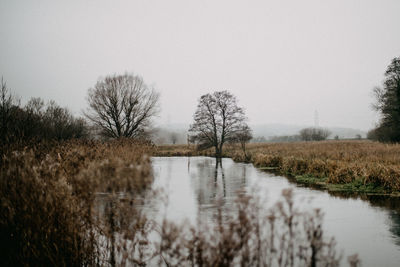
(1, 139, 361, 266)
(0, 139, 154, 266)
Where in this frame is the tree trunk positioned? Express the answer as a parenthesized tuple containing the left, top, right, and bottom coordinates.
(215, 145, 221, 158)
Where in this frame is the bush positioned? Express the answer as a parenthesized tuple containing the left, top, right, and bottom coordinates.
(299, 127, 331, 141)
(0, 79, 88, 152)
(0, 140, 154, 266)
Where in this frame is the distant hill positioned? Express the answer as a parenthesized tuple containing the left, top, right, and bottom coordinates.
(152, 123, 367, 144)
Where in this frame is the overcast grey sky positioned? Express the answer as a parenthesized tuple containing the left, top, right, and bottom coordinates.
(1, 0, 400, 130)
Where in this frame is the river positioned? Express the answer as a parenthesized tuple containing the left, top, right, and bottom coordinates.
(151, 156, 400, 267)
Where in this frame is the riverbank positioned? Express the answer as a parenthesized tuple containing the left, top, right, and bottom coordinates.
(154, 141, 400, 196)
(2, 139, 362, 266)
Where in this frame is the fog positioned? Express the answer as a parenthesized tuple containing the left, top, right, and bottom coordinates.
(1, 0, 400, 131)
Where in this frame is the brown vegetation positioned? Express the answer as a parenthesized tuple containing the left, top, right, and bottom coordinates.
(0, 139, 363, 266)
(1, 79, 88, 156)
(157, 188, 352, 267)
(155, 140, 400, 192)
(0, 139, 154, 266)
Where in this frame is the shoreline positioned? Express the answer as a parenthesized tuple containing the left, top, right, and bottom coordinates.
(153, 142, 400, 197)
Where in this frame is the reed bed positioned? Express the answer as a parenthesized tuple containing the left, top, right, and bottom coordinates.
(0, 139, 154, 266)
(155, 141, 400, 192)
(1, 139, 361, 266)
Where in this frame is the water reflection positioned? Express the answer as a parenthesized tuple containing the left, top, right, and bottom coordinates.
(150, 156, 400, 267)
(363, 195, 400, 247)
(288, 183, 400, 248)
(387, 211, 400, 247)
(189, 157, 247, 209)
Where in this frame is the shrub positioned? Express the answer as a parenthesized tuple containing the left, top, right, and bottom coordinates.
(0, 140, 154, 266)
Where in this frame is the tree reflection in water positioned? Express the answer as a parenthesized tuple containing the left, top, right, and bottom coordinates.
(188, 157, 251, 222)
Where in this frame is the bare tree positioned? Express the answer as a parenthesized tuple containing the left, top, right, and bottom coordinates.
(230, 124, 253, 160)
(189, 90, 250, 157)
(25, 97, 45, 116)
(1, 78, 14, 143)
(1, 78, 87, 144)
(85, 73, 159, 138)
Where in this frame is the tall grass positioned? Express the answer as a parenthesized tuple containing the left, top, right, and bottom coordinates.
(1, 140, 360, 266)
(0, 139, 154, 266)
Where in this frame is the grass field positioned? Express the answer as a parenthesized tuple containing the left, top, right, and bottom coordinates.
(154, 140, 400, 194)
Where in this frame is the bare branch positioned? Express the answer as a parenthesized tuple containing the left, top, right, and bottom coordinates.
(189, 90, 250, 157)
(85, 73, 159, 138)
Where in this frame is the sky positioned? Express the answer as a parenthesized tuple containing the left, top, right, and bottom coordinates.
(1, 0, 400, 131)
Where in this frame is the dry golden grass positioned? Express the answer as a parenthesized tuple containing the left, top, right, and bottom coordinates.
(0, 139, 154, 266)
(155, 141, 400, 192)
(1, 139, 361, 266)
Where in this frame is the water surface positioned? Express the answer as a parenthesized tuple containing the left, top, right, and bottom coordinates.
(151, 156, 400, 267)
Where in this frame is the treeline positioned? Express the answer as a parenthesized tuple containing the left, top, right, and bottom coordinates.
(1, 73, 161, 150)
(299, 127, 331, 141)
(368, 56, 400, 142)
(1, 78, 87, 147)
(252, 127, 331, 143)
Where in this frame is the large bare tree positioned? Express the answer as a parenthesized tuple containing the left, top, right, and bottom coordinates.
(189, 90, 250, 157)
(85, 73, 159, 138)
